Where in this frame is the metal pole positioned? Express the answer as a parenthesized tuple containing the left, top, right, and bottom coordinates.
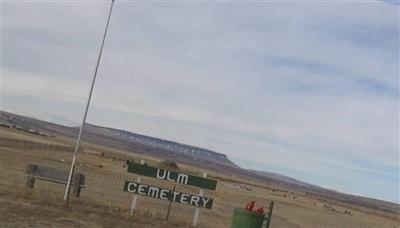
(63, 0, 115, 205)
(165, 185, 175, 221)
(265, 201, 274, 228)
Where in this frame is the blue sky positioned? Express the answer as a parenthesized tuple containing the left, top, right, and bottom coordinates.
(2, 1, 399, 202)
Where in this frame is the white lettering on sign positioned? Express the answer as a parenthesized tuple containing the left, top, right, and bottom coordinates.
(148, 187, 159, 198)
(128, 182, 137, 192)
(173, 191, 180, 202)
(138, 184, 147, 195)
(159, 189, 169, 200)
(124, 181, 213, 209)
(177, 174, 188, 184)
(180, 193, 189, 204)
(201, 198, 210, 207)
(167, 172, 174, 181)
(155, 169, 188, 185)
(156, 169, 166, 179)
(190, 196, 200, 207)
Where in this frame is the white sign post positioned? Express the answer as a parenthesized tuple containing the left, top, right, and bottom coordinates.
(130, 159, 145, 214)
(192, 172, 207, 227)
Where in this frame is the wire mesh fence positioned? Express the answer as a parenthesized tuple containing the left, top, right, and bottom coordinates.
(0, 147, 272, 227)
(1, 140, 399, 228)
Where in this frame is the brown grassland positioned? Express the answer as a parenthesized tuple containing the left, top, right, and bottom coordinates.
(0, 127, 399, 228)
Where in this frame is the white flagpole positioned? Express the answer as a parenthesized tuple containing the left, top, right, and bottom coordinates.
(63, 0, 115, 205)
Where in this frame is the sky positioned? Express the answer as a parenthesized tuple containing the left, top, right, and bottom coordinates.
(1, 1, 399, 203)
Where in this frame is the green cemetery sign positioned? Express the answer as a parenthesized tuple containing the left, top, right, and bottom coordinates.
(127, 163, 217, 190)
(124, 181, 213, 209)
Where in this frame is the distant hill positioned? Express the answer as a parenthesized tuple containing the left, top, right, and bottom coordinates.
(81, 123, 239, 168)
(0, 111, 238, 169)
(0, 110, 398, 214)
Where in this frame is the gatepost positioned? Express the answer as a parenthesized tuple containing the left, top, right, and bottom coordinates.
(130, 159, 145, 214)
(192, 172, 207, 227)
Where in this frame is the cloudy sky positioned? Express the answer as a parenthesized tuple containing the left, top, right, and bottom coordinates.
(2, 1, 399, 202)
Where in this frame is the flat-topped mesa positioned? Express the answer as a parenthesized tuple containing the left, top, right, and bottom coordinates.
(82, 124, 238, 168)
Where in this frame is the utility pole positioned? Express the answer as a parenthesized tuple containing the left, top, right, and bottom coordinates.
(63, 0, 115, 205)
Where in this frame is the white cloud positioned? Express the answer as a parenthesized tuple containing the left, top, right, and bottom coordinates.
(3, 1, 399, 201)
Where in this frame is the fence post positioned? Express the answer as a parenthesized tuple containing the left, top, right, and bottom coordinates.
(265, 201, 274, 228)
(192, 172, 207, 227)
(165, 185, 176, 221)
(72, 173, 84, 197)
(130, 159, 145, 215)
(25, 164, 36, 193)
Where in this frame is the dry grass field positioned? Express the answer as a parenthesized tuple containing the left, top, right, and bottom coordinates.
(0, 127, 399, 228)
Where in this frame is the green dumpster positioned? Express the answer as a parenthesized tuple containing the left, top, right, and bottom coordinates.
(231, 208, 265, 228)
(231, 201, 274, 228)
